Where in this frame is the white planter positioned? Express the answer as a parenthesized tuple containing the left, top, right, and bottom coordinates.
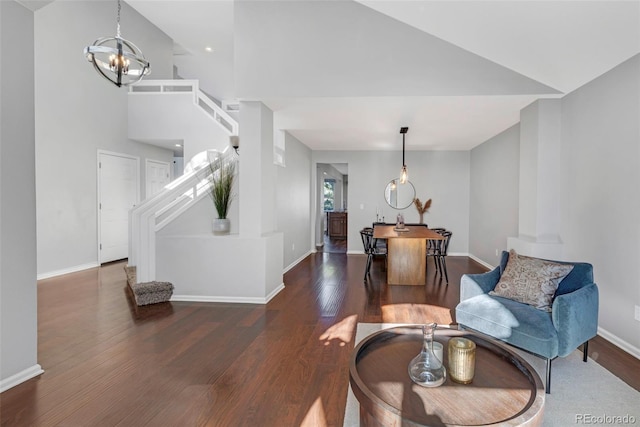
(213, 218, 230, 235)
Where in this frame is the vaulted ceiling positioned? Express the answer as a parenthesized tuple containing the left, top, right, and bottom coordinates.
(127, 1, 640, 150)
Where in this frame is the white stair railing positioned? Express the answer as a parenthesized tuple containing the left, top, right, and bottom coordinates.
(129, 80, 239, 136)
(129, 149, 236, 283)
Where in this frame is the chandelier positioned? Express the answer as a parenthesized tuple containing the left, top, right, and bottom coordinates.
(84, 0, 150, 87)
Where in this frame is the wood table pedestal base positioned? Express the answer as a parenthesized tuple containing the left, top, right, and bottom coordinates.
(387, 238, 426, 285)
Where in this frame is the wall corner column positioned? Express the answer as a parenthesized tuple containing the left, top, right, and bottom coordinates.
(238, 101, 277, 237)
(236, 101, 283, 298)
(0, 0, 42, 392)
(508, 99, 564, 259)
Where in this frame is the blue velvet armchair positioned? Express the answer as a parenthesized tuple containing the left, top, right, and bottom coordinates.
(455, 251, 599, 393)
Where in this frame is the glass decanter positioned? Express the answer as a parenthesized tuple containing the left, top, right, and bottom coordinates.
(408, 323, 447, 387)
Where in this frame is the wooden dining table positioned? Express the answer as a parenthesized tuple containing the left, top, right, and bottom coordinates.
(373, 225, 444, 285)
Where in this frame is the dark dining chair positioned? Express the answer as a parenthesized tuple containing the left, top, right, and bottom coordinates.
(437, 231, 452, 283)
(371, 223, 390, 255)
(426, 228, 445, 273)
(360, 227, 386, 281)
(427, 229, 452, 284)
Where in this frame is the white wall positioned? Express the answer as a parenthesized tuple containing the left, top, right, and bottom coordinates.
(128, 90, 231, 164)
(0, 0, 42, 390)
(517, 99, 562, 245)
(34, 1, 174, 276)
(156, 233, 283, 303)
(277, 132, 312, 270)
(238, 101, 278, 237)
(234, 1, 557, 98)
(469, 124, 520, 267)
(560, 54, 640, 353)
(312, 150, 470, 254)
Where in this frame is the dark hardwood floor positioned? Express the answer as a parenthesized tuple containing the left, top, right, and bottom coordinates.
(319, 235, 347, 254)
(1, 254, 638, 426)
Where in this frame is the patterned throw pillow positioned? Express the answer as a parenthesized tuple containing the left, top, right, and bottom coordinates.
(490, 249, 574, 312)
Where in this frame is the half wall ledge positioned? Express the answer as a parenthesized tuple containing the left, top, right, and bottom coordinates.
(155, 232, 284, 302)
(507, 236, 564, 260)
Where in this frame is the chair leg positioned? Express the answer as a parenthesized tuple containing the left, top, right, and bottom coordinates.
(425, 254, 429, 276)
(441, 256, 449, 284)
(545, 358, 552, 394)
(364, 254, 372, 281)
(583, 341, 589, 362)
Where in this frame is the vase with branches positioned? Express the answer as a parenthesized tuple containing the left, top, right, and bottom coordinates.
(208, 156, 236, 234)
(414, 197, 432, 224)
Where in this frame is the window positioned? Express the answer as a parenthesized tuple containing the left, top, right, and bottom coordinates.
(324, 179, 336, 211)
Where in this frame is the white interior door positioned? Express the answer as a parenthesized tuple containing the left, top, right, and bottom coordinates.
(145, 159, 171, 199)
(98, 151, 139, 264)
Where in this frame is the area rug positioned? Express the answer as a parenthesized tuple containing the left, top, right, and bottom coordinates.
(344, 323, 640, 427)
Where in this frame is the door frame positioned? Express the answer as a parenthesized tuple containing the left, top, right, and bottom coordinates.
(145, 158, 171, 199)
(97, 150, 140, 264)
(314, 162, 349, 252)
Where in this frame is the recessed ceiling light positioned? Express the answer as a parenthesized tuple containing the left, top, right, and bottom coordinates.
(175, 144, 182, 147)
(205, 46, 213, 53)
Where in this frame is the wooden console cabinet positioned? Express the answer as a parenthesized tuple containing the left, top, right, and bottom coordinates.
(327, 211, 348, 239)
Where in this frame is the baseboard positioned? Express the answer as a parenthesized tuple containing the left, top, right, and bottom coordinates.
(467, 253, 494, 270)
(0, 364, 44, 393)
(347, 250, 364, 255)
(283, 251, 313, 274)
(171, 283, 285, 305)
(37, 262, 99, 280)
(597, 327, 640, 360)
(265, 283, 285, 303)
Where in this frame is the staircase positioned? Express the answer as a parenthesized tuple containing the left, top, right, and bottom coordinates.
(127, 80, 238, 284)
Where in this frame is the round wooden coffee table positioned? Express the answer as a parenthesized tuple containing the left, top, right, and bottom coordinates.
(349, 326, 545, 426)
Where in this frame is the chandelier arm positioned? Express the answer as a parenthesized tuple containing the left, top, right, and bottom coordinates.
(116, 39, 123, 87)
(118, 39, 150, 68)
(90, 57, 123, 87)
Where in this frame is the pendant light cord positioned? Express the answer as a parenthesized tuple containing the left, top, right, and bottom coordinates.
(402, 133, 406, 166)
(116, 0, 121, 38)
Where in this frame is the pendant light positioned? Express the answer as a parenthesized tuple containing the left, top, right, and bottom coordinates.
(399, 127, 409, 184)
(84, 0, 150, 87)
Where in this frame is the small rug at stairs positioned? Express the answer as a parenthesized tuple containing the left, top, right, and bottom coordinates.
(344, 323, 640, 427)
(123, 265, 173, 306)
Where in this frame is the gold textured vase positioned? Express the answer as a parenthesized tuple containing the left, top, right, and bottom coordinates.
(448, 337, 476, 384)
